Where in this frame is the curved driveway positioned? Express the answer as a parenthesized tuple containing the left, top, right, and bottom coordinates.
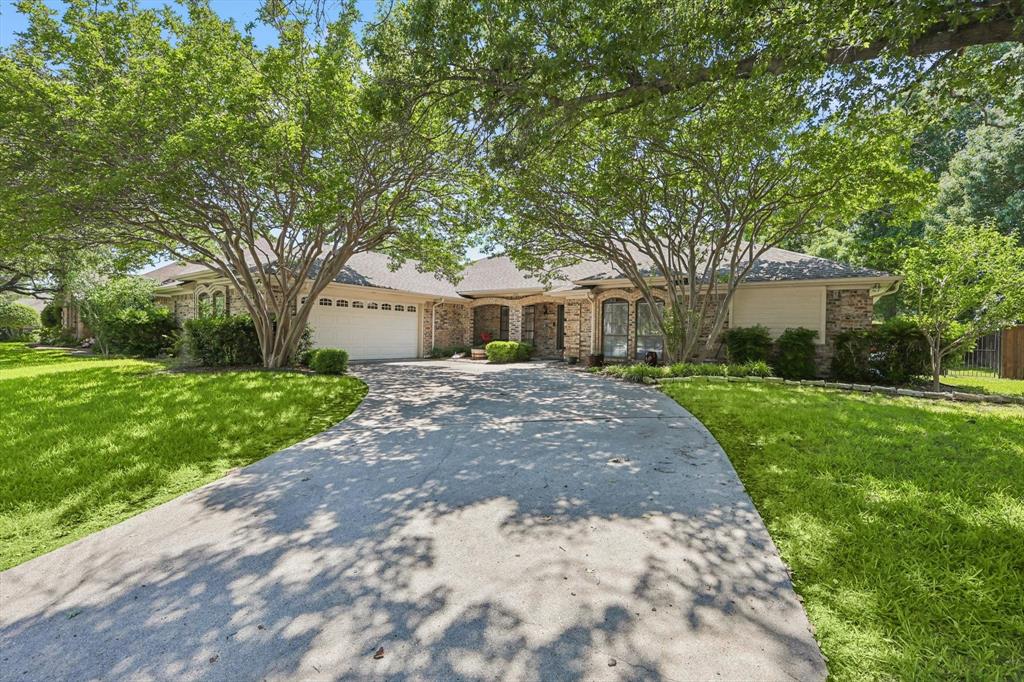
(0, 360, 824, 681)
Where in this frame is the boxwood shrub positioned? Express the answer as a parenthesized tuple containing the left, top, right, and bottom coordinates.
(723, 325, 773, 363)
(485, 341, 533, 363)
(308, 348, 349, 375)
(773, 327, 818, 379)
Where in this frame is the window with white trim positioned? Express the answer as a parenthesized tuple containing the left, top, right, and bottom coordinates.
(319, 298, 332, 306)
(212, 291, 226, 316)
(352, 301, 364, 308)
(407, 305, 416, 312)
(394, 304, 405, 311)
(197, 292, 211, 318)
(337, 299, 348, 307)
(602, 298, 628, 358)
(367, 302, 379, 309)
(381, 303, 392, 311)
(635, 300, 665, 361)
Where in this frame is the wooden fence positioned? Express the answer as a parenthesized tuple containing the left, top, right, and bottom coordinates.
(1002, 325, 1024, 380)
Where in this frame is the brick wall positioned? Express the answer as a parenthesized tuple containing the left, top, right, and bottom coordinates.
(562, 299, 591, 360)
(819, 288, 874, 372)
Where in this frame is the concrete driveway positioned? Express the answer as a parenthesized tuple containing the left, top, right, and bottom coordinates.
(0, 360, 824, 681)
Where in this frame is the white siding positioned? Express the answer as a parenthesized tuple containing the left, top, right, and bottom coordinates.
(730, 286, 826, 343)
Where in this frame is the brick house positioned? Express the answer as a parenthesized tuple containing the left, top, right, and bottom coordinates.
(137, 246, 898, 372)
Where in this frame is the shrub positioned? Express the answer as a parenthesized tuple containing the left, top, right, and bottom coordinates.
(773, 327, 818, 379)
(733, 360, 774, 377)
(76, 276, 161, 356)
(831, 329, 874, 383)
(614, 364, 666, 383)
(183, 314, 263, 367)
(40, 301, 62, 329)
(308, 348, 349, 375)
(832, 318, 930, 384)
(105, 306, 178, 357)
(872, 318, 931, 384)
(663, 361, 774, 378)
(723, 325, 773, 363)
(485, 340, 532, 363)
(429, 345, 471, 358)
(0, 299, 40, 340)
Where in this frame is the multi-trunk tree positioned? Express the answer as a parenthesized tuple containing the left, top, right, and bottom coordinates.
(489, 84, 923, 362)
(5, 0, 478, 367)
(901, 223, 1024, 391)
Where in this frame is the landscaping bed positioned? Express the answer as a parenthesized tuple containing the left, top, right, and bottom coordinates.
(0, 342, 365, 569)
(663, 380, 1024, 680)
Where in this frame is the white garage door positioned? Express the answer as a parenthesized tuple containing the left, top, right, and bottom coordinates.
(307, 297, 419, 360)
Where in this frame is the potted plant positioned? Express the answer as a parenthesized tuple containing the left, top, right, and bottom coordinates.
(471, 332, 492, 360)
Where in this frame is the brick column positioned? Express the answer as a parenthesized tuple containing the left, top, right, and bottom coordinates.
(508, 304, 523, 342)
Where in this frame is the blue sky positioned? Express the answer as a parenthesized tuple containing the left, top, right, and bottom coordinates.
(1, 0, 380, 48)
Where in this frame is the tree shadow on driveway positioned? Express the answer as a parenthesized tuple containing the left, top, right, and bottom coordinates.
(0, 362, 825, 681)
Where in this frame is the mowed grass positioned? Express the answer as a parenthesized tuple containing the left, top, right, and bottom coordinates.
(0, 343, 366, 570)
(662, 381, 1024, 680)
(941, 374, 1024, 397)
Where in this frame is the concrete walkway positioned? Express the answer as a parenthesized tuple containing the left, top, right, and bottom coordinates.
(0, 360, 825, 681)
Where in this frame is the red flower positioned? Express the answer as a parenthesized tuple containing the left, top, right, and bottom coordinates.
(480, 332, 493, 344)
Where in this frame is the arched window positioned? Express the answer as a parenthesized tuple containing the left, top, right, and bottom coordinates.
(197, 292, 211, 318)
(352, 301, 364, 308)
(367, 302, 379, 309)
(635, 300, 665, 361)
(407, 305, 416, 313)
(394, 304, 405, 311)
(319, 298, 332, 306)
(602, 298, 628, 358)
(336, 299, 348, 307)
(212, 291, 226, 316)
(381, 303, 392, 311)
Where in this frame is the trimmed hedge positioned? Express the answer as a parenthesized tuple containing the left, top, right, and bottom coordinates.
(308, 348, 349, 375)
(183, 314, 263, 367)
(723, 325, 773, 363)
(106, 306, 178, 357)
(773, 327, 818, 379)
(832, 318, 930, 385)
(485, 340, 532, 363)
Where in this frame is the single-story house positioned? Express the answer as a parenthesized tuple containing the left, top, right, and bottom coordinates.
(140, 247, 899, 370)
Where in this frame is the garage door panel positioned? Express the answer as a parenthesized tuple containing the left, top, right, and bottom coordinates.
(308, 302, 419, 360)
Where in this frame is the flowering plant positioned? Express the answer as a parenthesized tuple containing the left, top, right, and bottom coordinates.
(479, 332, 493, 344)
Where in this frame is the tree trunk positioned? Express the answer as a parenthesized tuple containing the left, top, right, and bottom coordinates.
(930, 341, 943, 392)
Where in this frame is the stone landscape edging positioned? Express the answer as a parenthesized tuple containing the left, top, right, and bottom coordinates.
(653, 375, 1024, 406)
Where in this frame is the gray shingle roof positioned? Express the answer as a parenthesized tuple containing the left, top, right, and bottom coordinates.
(144, 245, 891, 298)
(568, 246, 890, 283)
(323, 252, 462, 297)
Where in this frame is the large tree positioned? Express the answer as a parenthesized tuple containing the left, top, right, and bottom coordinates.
(4, 0, 477, 367)
(390, 0, 1023, 142)
(931, 118, 1024, 244)
(489, 83, 923, 362)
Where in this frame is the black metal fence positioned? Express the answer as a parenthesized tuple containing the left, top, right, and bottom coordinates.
(945, 332, 1003, 378)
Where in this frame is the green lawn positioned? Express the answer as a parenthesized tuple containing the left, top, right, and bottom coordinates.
(0, 342, 366, 570)
(941, 374, 1024, 398)
(662, 381, 1024, 680)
